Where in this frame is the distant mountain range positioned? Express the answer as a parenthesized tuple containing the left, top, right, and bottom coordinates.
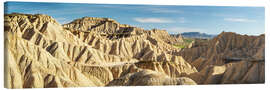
(180, 32, 216, 39)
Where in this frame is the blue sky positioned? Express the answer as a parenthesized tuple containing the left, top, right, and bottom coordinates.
(5, 2, 265, 35)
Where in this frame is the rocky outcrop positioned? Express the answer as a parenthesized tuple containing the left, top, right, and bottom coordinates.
(178, 32, 265, 84)
(107, 70, 196, 86)
(179, 32, 265, 70)
(5, 14, 106, 88)
(62, 17, 186, 63)
(186, 60, 264, 84)
(4, 13, 196, 88)
(4, 13, 264, 88)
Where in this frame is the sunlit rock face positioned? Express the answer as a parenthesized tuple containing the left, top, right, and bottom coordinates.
(178, 32, 265, 84)
(4, 13, 264, 88)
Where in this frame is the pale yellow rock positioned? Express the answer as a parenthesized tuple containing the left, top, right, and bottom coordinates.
(182, 32, 265, 84)
(4, 13, 264, 88)
(107, 70, 196, 86)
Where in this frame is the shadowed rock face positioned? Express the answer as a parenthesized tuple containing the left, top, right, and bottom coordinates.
(4, 13, 264, 88)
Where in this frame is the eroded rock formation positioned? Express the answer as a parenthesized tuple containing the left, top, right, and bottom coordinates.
(4, 13, 264, 88)
(178, 32, 265, 84)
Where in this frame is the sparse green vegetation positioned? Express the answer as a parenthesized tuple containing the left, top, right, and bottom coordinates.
(184, 39, 193, 43)
(173, 45, 185, 49)
(172, 38, 194, 49)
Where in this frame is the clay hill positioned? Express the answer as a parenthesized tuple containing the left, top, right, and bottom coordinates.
(4, 13, 265, 88)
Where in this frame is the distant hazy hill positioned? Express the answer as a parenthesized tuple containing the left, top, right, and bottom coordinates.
(180, 32, 216, 39)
